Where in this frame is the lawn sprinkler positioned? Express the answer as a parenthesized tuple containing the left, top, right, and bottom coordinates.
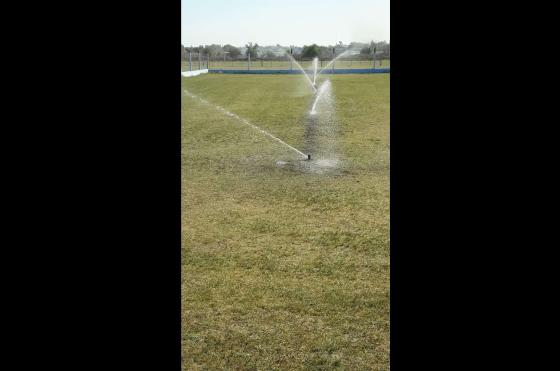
(307, 154, 311, 160)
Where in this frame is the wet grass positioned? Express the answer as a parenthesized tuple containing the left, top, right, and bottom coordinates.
(182, 73, 389, 370)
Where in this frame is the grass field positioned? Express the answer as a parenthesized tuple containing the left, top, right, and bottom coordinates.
(181, 59, 390, 71)
(182, 73, 389, 370)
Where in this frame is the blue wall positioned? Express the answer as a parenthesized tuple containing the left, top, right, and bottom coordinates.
(209, 68, 390, 75)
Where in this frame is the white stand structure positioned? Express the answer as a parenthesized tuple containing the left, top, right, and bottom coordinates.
(181, 69, 208, 77)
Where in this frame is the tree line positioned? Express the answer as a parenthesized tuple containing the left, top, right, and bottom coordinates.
(181, 41, 389, 61)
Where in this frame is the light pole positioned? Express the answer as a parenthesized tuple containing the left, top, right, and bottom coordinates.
(188, 49, 192, 71)
(223, 51, 229, 68)
(372, 46, 377, 69)
(290, 47, 293, 71)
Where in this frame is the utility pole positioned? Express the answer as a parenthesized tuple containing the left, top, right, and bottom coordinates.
(372, 46, 376, 69)
(332, 47, 336, 71)
(189, 50, 192, 71)
(223, 51, 229, 69)
(290, 47, 293, 71)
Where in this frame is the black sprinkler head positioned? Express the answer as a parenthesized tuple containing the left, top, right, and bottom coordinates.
(307, 154, 311, 160)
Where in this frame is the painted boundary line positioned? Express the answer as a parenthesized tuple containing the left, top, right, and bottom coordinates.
(183, 89, 308, 159)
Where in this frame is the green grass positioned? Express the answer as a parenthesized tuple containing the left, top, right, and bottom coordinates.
(182, 73, 389, 370)
(181, 59, 390, 71)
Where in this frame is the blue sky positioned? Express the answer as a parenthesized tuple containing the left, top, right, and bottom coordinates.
(182, 0, 389, 47)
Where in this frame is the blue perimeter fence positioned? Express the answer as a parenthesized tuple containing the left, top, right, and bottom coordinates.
(209, 68, 390, 75)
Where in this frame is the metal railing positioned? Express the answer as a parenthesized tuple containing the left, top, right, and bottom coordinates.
(181, 55, 389, 72)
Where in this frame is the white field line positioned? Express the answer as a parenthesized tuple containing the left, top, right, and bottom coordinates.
(184, 89, 308, 158)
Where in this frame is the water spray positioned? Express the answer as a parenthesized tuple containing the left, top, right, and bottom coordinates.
(285, 52, 317, 93)
(312, 57, 319, 91)
(310, 80, 331, 115)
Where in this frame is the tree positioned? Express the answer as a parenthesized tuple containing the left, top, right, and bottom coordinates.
(223, 44, 241, 58)
(203, 44, 224, 59)
(318, 46, 332, 59)
(360, 41, 380, 56)
(360, 46, 372, 55)
(375, 41, 389, 58)
(349, 42, 367, 50)
(245, 42, 259, 58)
(264, 51, 276, 59)
(301, 44, 320, 59)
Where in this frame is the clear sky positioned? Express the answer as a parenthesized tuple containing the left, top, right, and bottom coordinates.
(182, 0, 389, 47)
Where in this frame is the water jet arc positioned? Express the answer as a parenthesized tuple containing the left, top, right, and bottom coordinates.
(310, 80, 331, 115)
(286, 53, 317, 93)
